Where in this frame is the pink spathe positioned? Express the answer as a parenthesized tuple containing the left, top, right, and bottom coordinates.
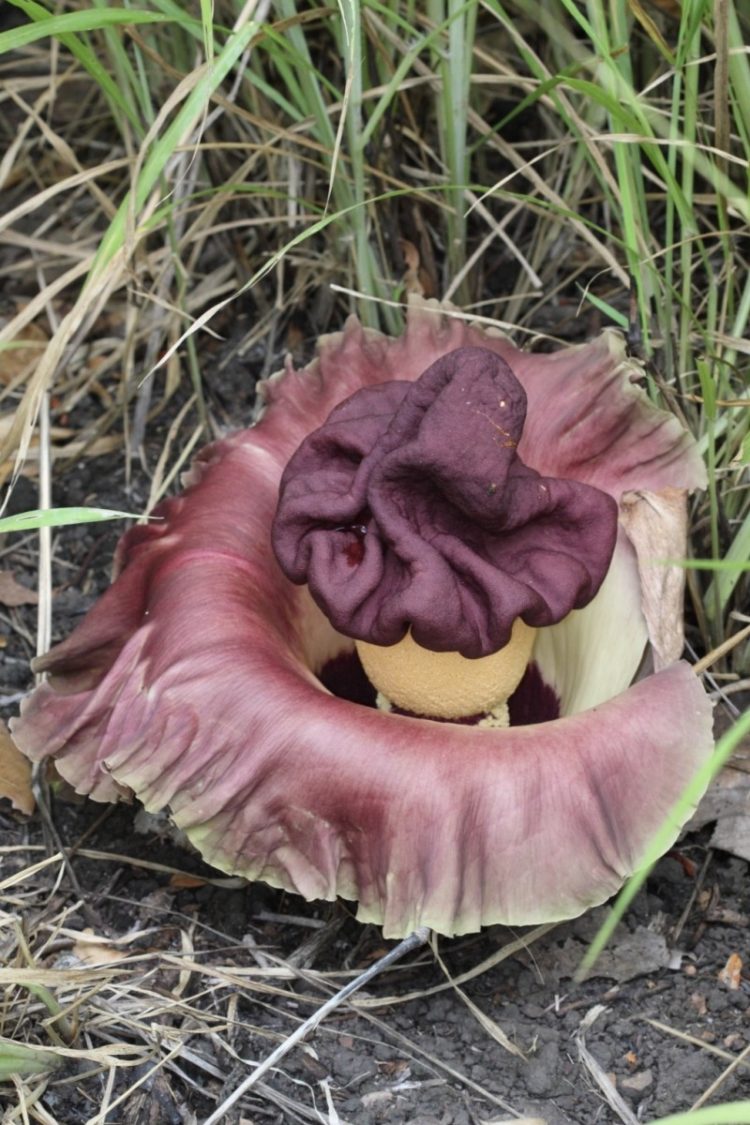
(11, 300, 713, 937)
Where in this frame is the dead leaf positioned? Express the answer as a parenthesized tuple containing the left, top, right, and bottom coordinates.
(706, 906, 748, 927)
(0, 320, 48, 386)
(689, 991, 708, 1016)
(400, 239, 427, 297)
(0, 414, 122, 487)
(627, 0, 675, 61)
(697, 888, 714, 911)
(644, 0, 681, 16)
(169, 873, 209, 889)
(377, 1059, 411, 1080)
(362, 1091, 393, 1109)
(621, 1068, 653, 1092)
(619, 487, 688, 669)
(690, 727, 750, 863)
(0, 570, 38, 607)
(399, 237, 437, 299)
(119, 1068, 182, 1124)
(536, 921, 670, 983)
(718, 952, 743, 990)
(72, 930, 131, 966)
(0, 720, 34, 815)
(665, 849, 697, 878)
(285, 321, 306, 363)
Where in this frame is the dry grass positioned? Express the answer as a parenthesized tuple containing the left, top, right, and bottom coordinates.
(1, 826, 749, 1122)
(0, 833, 548, 1122)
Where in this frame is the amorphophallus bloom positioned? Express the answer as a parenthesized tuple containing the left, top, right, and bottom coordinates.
(272, 345, 620, 725)
(12, 299, 714, 937)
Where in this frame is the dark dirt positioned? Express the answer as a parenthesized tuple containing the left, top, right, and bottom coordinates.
(0, 794, 748, 1124)
(1, 324, 748, 1125)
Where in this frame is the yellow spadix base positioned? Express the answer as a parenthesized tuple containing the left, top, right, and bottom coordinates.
(356, 619, 536, 725)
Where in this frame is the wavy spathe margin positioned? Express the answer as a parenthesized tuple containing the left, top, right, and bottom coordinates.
(11, 300, 714, 937)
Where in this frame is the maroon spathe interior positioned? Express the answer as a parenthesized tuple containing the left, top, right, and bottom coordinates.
(272, 346, 619, 659)
(318, 650, 561, 726)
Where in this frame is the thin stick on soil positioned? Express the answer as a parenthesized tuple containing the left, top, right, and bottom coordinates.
(202, 926, 431, 1125)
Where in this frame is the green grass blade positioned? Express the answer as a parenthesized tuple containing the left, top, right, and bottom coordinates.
(147, 0, 215, 38)
(359, 2, 473, 150)
(88, 0, 154, 133)
(0, 7, 167, 53)
(0, 1041, 61, 1080)
(579, 707, 750, 978)
(705, 509, 750, 615)
(646, 1105, 750, 1125)
(577, 287, 628, 329)
(0, 508, 141, 534)
(672, 559, 750, 572)
(7, 0, 143, 131)
(89, 20, 259, 276)
(199, 0, 214, 61)
(727, 0, 750, 145)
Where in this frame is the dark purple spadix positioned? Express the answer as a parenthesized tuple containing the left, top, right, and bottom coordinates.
(272, 347, 618, 658)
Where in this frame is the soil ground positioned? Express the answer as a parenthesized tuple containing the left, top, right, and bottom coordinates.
(0, 794, 748, 1123)
(1, 322, 748, 1125)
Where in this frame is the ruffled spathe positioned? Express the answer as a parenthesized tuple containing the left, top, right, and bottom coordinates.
(11, 299, 713, 937)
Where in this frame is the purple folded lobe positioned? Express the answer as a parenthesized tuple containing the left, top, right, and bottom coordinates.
(258, 303, 705, 500)
(273, 347, 618, 658)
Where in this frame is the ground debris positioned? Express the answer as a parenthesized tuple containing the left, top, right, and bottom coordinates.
(0, 719, 34, 814)
(690, 727, 750, 863)
(0, 570, 38, 608)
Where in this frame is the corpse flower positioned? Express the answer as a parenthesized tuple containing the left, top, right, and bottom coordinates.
(11, 299, 714, 937)
(272, 345, 620, 724)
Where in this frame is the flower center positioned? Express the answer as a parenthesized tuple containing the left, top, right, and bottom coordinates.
(355, 619, 536, 726)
